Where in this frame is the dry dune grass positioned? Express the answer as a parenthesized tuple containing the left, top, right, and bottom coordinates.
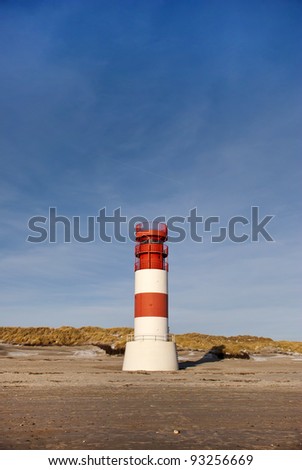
(0, 326, 301, 355)
(0, 326, 132, 349)
(175, 332, 302, 355)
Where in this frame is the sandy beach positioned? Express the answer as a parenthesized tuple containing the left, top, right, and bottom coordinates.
(0, 344, 301, 450)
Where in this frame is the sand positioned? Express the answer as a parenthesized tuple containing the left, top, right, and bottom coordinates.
(0, 344, 301, 450)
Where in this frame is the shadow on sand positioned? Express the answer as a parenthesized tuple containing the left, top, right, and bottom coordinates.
(179, 345, 226, 369)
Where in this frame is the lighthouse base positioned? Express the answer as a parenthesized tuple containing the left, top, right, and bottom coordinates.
(122, 340, 179, 371)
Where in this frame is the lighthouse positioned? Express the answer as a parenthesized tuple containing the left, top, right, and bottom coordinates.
(123, 221, 178, 371)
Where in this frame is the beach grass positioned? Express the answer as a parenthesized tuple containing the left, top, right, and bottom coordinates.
(0, 326, 301, 355)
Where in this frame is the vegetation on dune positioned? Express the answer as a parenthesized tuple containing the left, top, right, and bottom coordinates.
(0, 326, 301, 355)
(175, 333, 302, 355)
(0, 326, 132, 349)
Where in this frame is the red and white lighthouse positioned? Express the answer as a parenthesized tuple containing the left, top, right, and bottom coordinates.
(123, 222, 178, 371)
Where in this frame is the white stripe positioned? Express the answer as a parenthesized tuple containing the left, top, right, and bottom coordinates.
(135, 269, 168, 294)
(134, 317, 168, 338)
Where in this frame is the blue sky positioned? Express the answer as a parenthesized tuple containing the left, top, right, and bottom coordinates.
(0, 0, 301, 340)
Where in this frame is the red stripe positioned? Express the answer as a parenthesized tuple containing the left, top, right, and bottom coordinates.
(135, 293, 168, 318)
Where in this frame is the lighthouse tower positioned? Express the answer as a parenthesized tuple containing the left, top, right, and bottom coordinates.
(123, 222, 178, 371)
